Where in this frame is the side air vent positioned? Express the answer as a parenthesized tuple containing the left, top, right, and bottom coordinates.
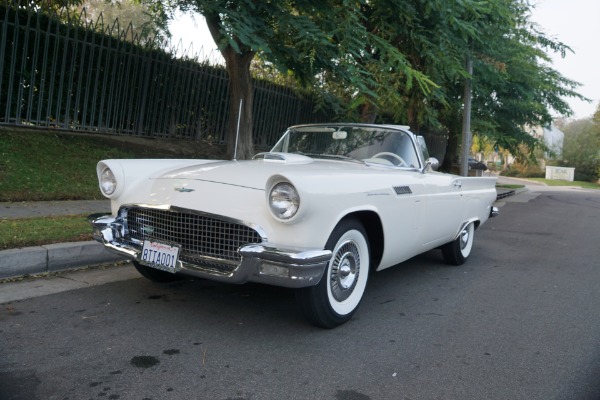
(393, 186, 412, 195)
(253, 152, 313, 164)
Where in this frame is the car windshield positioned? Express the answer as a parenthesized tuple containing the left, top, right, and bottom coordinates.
(270, 125, 421, 168)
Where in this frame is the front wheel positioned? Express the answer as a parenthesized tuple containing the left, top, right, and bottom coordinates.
(297, 218, 370, 329)
(441, 221, 475, 265)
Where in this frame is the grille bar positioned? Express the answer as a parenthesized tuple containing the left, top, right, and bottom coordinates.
(122, 206, 264, 267)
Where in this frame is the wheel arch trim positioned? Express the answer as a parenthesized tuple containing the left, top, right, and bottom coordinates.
(453, 218, 480, 241)
(334, 210, 384, 272)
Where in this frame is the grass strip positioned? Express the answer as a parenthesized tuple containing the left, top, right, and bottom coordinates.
(526, 178, 600, 189)
(0, 215, 92, 250)
(0, 130, 134, 202)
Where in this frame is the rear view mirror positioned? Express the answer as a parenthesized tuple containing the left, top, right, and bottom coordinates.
(332, 131, 347, 140)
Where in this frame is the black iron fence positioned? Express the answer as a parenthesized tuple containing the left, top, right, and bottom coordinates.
(0, 2, 334, 146)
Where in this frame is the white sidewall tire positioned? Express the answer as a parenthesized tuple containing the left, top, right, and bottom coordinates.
(326, 228, 370, 316)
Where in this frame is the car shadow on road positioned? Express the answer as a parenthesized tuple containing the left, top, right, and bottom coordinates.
(114, 248, 461, 332)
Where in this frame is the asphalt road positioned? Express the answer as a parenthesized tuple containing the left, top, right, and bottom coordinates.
(1, 186, 599, 400)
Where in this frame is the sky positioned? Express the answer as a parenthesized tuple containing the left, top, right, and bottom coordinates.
(531, 0, 600, 120)
(169, 1, 600, 120)
(168, 12, 217, 58)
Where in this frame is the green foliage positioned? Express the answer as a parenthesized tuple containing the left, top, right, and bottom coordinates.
(442, 0, 586, 165)
(555, 110, 600, 182)
(500, 162, 545, 178)
(75, 0, 168, 42)
(5, 0, 586, 164)
(12, 0, 166, 42)
(156, 1, 440, 132)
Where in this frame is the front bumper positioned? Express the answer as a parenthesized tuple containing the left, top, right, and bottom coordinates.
(89, 214, 331, 288)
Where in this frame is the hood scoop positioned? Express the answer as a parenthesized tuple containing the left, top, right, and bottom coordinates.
(253, 152, 313, 164)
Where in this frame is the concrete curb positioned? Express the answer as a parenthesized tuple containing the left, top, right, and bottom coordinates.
(0, 241, 126, 279)
(496, 189, 515, 200)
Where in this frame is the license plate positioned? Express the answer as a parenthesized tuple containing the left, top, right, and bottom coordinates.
(140, 240, 180, 273)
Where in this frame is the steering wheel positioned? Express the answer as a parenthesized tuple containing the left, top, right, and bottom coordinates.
(372, 152, 408, 167)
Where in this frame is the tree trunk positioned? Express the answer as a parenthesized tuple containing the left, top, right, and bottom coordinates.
(223, 48, 255, 160)
(360, 101, 378, 123)
(205, 13, 256, 160)
(440, 113, 462, 173)
(441, 130, 459, 173)
(407, 100, 418, 134)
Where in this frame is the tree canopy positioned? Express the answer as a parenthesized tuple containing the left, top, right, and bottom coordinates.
(28, 0, 167, 41)
(558, 104, 600, 182)
(146, 0, 585, 162)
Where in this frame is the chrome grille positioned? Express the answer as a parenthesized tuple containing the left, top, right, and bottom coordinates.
(122, 206, 263, 268)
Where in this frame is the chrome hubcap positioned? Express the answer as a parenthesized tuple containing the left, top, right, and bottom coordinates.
(460, 228, 470, 250)
(331, 241, 360, 302)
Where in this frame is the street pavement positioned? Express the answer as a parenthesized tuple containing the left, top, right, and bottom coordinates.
(1, 183, 599, 400)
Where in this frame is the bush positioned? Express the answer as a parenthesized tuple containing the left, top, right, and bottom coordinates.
(500, 163, 545, 178)
(560, 117, 600, 183)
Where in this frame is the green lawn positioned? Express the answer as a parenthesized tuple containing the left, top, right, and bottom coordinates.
(0, 130, 135, 202)
(0, 128, 225, 202)
(527, 178, 600, 190)
(0, 128, 225, 249)
(0, 215, 92, 250)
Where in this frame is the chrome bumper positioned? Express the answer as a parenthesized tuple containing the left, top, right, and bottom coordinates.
(89, 214, 331, 288)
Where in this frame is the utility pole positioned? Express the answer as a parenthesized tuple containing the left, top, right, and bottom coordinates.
(460, 56, 473, 177)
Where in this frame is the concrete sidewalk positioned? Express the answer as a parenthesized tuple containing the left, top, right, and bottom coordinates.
(0, 199, 110, 219)
(0, 200, 126, 280)
(1, 187, 519, 280)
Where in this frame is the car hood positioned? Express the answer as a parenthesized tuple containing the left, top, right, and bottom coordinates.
(153, 153, 371, 190)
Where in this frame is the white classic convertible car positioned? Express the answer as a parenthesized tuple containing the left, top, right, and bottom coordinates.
(90, 123, 498, 328)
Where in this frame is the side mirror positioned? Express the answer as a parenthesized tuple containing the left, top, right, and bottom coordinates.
(425, 157, 439, 171)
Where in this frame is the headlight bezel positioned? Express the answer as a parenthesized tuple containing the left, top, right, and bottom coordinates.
(100, 166, 117, 196)
(268, 181, 300, 221)
(97, 162, 123, 199)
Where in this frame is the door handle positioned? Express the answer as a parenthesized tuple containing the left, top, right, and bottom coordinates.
(453, 181, 462, 189)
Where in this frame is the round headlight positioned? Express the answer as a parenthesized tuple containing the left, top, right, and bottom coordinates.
(100, 167, 117, 196)
(269, 182, 300, 220)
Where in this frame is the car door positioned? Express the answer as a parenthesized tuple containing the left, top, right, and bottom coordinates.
(418, 172, 465, 249)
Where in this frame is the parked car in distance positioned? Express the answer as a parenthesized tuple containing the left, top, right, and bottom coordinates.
(468, 157, 488, 171)
(90, 123, 499, 328)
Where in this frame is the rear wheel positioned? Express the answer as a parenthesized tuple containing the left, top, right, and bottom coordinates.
(297, 218, 370, 329)
(441, 221, 475, 265)
(132, 261, 182, 282)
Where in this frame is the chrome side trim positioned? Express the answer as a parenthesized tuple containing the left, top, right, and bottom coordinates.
(452, 219, 479, 241)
